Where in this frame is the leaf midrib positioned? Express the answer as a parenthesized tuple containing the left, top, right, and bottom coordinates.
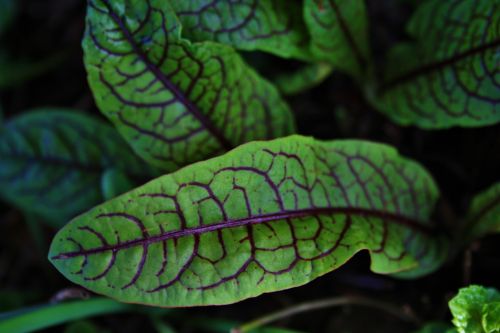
(99, 0, 233, 151)
(380, 38, 500, 92)
(52, 206, 433, 260)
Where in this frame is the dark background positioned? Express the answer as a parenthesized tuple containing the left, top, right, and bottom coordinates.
(1, 0, 499, 332)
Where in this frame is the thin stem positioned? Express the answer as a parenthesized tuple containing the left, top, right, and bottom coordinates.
(232, 295, 421, 333)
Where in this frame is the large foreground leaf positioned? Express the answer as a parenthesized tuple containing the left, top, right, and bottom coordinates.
(49, 136, 446, 307)
(0, 110, 155, 227)
(462, 182, 500, 244)
(170, 0, 309, 60)
(84, 0, 295, 171)
(303, 0, 370, 78)
(374, 0, 500, 128)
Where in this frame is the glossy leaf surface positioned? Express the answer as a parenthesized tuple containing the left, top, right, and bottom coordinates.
(463, 182, 500, 244)
(303, 0, 370, 78)
(170, 0, 309, 60)
(50, 136, 446, 307)
(83, 0, 295, 171)
(375, 0, 500, 128)
(449, 285, 500, 333)
(0, 110, 155, 227)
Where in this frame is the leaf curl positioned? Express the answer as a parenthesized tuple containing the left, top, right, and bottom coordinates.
(49, 135, 447, 307)
(170, 0, 309, 60)
(83, 0, 295, 171)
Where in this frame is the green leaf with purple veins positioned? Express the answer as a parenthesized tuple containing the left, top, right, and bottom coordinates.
(0, 109, 156, 227)
(373, 0, 500, 128)
(49, 135, 447, 307)
(83, 0, 295, 171)
(169, 0, 310, 60)
(303, 0, 370, 79)
(462, 182, 500, 244)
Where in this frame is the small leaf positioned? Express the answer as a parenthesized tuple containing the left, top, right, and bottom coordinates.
(373, 0, 500, 128)
(49, 135, 447, 307)
(170, 0, 309, 60)
(274, 63, 333, 96)
(303, 0, 370, 78)
(0, 109, 156, 227)
(449, 285, 500, 333)
(84, 0, 295, 171)
(101, 168, 136, 201)
(462, 182, 500, 244)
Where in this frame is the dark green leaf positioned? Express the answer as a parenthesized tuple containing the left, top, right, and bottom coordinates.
(462, 182, 500, 244)
(0, 0, 16, 36)
(83, 0, 295, 171)
(0, 298, 130, 333)
(170, 0, 309, 60)
(449, 285, 500, 333)
(303, 0, 370, 78)
(0, 109, 156, 227)
(373, 0, 500, 128)
(274, 63, 333, 96)
(49, 135, 447, 307)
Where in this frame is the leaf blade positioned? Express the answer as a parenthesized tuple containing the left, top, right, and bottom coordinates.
(0, 109, 155, 227)
(84, 0, 295, 171)
(170, 0, 309, 60)
(374, 0, 500, 128)
(49, 135, 446, 307)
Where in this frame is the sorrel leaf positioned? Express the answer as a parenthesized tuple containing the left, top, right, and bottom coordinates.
(169, 0, 309, 60)
(303, 0, 370, 78)
(449, 285, 500, 333)
(274, 63, 333, 96)
(83, 0, 295, 171)
(0, 109, 156, 227)
(49, 135, 446, 307)
(373, 0, 500, 128)
(462, 182, 500, 244)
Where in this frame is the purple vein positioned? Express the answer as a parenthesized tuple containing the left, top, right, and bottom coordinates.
(52, 207, 433, 260)
(380, 38, 500, 92)
(328, 0, 366, 71)
(99, 0, 233, 151)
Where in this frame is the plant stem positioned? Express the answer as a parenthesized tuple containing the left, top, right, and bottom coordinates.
(232, 295, 421, 333)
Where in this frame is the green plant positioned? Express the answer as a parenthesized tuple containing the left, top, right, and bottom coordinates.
(1, 0, 499, 332)
(415, 285, 500, 333)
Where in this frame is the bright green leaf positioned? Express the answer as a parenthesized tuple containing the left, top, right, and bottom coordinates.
(170, 0, 309, 60)
(303, 0, 370, 79)
(0, 109, 157, 227)
(373, 0, 500, 128)
(49, 135, 447, 307)
(449, 285, 500, 333)
(83, 0, 295, 171)
(462, 182, 500, 244)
